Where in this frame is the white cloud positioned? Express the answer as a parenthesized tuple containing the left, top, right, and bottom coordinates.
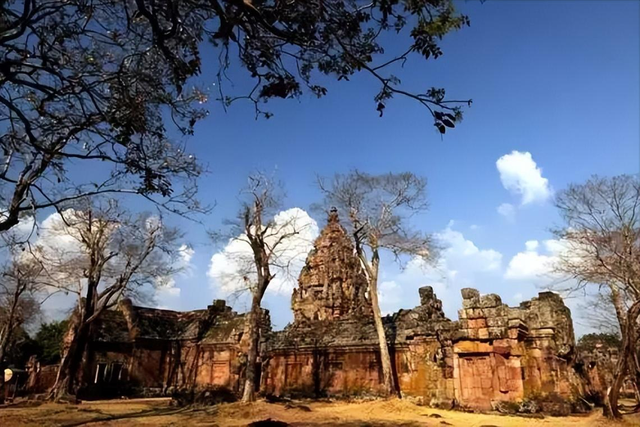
(497, 203, 516, 221)
(496, 151, 552, 205)
(208, 208, 319, 297)
(154, 244, 195, 300)
(436, 227, 503, 272)
(179, 244, 194, 265)
(156, 286, 181, 297)
(525, 240, 539, 251)
(377, 223, 504, 318)
(504, 239, 562, 281)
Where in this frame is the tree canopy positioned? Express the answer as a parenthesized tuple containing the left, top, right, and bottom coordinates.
(1, 0, 471, 233)
(33, 321, 68, 365)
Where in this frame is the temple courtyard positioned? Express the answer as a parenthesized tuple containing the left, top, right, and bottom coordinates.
(2, 398, 639, 427)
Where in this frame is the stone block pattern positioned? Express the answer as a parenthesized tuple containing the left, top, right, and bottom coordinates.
(291, 208, 372, 323)
(26, 210, 585, 411)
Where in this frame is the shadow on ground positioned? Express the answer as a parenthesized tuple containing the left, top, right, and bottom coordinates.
(249, 420, 430, 427)
(58, 406, 206, 427)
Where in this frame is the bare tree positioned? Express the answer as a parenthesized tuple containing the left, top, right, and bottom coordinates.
(553, 174, 640, 418)
(25, 197, 184, 400)
(0, 255, 42, 404)
(318, 170, 435, 397)
(577, 289, 626, 336)
(211, 173, 314, 402)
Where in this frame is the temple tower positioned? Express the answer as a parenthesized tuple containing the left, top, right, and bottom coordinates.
(291, 208, 372, 322)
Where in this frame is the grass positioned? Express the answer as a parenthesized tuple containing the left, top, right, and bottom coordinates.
(1, 398, 639, 427)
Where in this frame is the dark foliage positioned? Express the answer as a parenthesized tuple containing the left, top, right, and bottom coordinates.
(0, 0, 207, 232)
(247, 420, 291, 427)
(2, 326, 38, 367)
(171, 386, 237, 406)
(577, 333, 622, 352)
(33, 320, 68, 365)
(1, 0, 471, 233)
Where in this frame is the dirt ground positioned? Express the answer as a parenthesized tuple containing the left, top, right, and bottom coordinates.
(1, 398, 639, 427)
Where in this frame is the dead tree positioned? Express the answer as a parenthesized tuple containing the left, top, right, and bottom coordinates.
(318, 170, 435, 397)
(553, 174, 640, 418)
(211, 173, 313, 402)
(0, 256, 42, 404)
(27, 197, 184, 400)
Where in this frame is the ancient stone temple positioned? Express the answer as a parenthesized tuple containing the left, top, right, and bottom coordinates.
(27, 210, 586, 410)
(291, 207, 372, 322)
(262, 211, 580, 409)
(45, 299, 261, 397)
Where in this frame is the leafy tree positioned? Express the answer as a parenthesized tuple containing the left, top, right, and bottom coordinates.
(1, 0, 471, 233)
(577, 333, 622, 353)
(3, 327, 39, 367)
(34, 321, 68, 365)
(318, 170, 434, 396)
(1, 0, 207, 234)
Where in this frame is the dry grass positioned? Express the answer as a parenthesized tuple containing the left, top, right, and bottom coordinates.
(1, 398, 639, 427)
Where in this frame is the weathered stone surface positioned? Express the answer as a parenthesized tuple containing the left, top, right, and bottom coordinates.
(479, 294, 502, 308)
(461, 288, 480, 300)
(415, 286, 446, 319)
(291, 208, 372, 323)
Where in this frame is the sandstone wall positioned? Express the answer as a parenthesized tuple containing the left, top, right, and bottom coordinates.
(266, 286, 580, 411)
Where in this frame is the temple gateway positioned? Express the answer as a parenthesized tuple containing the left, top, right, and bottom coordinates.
(28, 211, 590, 410)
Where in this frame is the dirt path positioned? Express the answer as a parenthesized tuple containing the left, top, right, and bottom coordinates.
(1, 398, 638, 427)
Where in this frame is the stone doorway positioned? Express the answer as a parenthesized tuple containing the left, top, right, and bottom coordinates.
(458, 355, 494, 410)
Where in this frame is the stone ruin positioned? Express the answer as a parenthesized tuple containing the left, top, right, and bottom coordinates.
(263, 210, 580, 410)
(25, 209, 595, 411)
(291, 207, 372, 323)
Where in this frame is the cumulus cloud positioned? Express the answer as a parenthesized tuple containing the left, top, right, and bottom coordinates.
(525, 240, 539, 251)
(377, 223, 503, 318)
(496, 151, 552, 205)
(154, 244, 195, 298)
(208, 208, 319, 298)
(436, 226, 503, 272)
(504, 239, 562, 282)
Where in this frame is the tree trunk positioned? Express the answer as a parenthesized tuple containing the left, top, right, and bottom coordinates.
(241, 291, 263, 403)
(0, 334, 7, 405)
(611, 286, 628, 336)
(606, 299, 640, 418)
(368, 271, 395, 397)
(0, 296, 19, 405)
(50, 315, 91, 400)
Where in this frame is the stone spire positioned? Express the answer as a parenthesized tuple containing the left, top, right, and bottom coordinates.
(291, 209, 372, 323)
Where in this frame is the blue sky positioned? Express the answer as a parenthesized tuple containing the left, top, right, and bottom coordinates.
(39, 1, 639, 336)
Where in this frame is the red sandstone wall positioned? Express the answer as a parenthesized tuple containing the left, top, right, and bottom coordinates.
(265, 349, 383, 396)
(264, 342, 455, 404)
(396, 340, 454, 404)
(194, 348, 234, 388)
(452, 340, 525, 410)
(521, 336, 573, 398)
